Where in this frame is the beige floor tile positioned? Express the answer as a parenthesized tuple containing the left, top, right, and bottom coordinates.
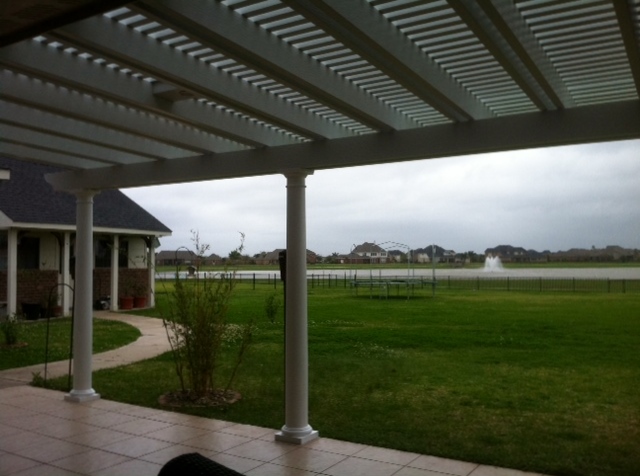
(180, 417, 235, 432)
(322, 456, 403, 476)
(10, 463, 83, 475)
(221, 423, 274, 439)
(107, 418, 173, 436)
(32, 420, 97, 439)
(208, 452, 265, 473)
(90, 458, 163, 476)
(139, 444, 217, 465)
(409, 455, 479, 476)
(52, 448, 132, 474)
(469, 465, 543, 476)
(271, 447, 348, 473)
(353, 446, 420, 465)
(0, 431, 57, 453)
(2, 414, 64, 431)
(182, 432, 252, 453)
(225, 438, 298, 462)
(75, 411, 139, 428)
(101, 435, 173, 458)
(395, 467, 459, 476)
(11, 438, 90, 463)
(245, 462, 319, 475)
(304, 437, 367, 456)
(0, 451, 41, 474)
(144, 424, 211, 443)
(64, 428, 133, 448)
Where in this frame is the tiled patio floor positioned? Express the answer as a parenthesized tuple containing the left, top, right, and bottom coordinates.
(0, 386, 548, 476)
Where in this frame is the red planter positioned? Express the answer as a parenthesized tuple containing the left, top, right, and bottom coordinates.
(133, 296, 147, 308)
(119, 296, 134, 310)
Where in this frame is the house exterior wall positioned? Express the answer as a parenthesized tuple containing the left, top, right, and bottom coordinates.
(126, 237, 147, 268)
(40, 233, 60, 271)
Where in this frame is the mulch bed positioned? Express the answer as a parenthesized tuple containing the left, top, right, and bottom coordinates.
(158, 389, 241, 408)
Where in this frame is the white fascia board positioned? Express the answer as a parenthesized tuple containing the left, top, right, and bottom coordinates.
(9, 222, 171, 237)
(46, 99, 640, 191)
(51, 14, 352, 140)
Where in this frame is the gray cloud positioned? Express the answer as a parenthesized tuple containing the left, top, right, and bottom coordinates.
(124, 140, 640, 257)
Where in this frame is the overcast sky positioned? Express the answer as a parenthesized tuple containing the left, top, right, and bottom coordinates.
(123, 139, 640, 257)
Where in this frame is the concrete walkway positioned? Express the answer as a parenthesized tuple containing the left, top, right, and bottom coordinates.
(0, 311, 171, 388)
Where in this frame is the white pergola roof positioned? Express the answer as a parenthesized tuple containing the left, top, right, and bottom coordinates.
(1, 0, 639, 191)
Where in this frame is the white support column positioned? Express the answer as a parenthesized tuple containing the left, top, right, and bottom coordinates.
(110, 235, 119, 311)
(61, 232, 71, 315)
(65, 190, 100, 403)
(275, 169, 318, 445)
(7, 229, 18, 316)
(148, 238, 156, 308)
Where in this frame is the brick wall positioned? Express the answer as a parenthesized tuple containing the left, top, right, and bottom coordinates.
(94, 268, 148, 298)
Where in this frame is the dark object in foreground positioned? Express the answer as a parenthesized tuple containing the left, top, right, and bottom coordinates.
(158, 452, 244, 476)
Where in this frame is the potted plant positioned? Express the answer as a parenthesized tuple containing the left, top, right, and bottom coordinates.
(21, 302, 41, 320)
(119, 274, 134, 310)
(133, 280, 147, 309)
(42, 291, 63, 318)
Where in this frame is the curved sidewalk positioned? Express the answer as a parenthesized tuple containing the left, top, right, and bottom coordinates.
(0, 311, 171, 388)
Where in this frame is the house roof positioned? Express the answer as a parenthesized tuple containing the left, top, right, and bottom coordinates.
(0, 1, 638, 192)
(353, 242, 386, 253)
(0, 156, 171, 234)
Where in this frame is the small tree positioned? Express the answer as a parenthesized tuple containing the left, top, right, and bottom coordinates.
(162, 231, 253, 402)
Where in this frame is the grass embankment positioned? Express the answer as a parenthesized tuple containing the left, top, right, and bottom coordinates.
(51, 283, 640, 476)
(0, 317, 141, 370)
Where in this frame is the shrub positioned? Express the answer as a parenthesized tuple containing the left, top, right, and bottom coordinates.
(162, 232, 253, 398)
(1, 314, 21, 346)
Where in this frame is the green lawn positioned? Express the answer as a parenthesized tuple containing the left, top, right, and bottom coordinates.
(49, 283, 640, 476)
(0, 317, 141, 371)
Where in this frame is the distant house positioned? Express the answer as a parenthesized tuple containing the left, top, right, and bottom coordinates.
(412, 245, 448, 264)
(485, 245, 530, 263)
(0, 157, 171, 316)
(351, 242, 388, 264)
(254, 248, 319, 266)
(155, 250, 222, 267)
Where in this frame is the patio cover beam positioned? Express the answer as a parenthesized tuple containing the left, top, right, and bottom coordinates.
(47, 100, 640, 191)
(0, 42, 284, 150)
(286, 0, 494, 122)
(0, 100, 191, 161)
(448, 0, 572, 110)
(133, 0, 417, 132)
(48, 13, 356, 140)
(613, 0, 640, 96)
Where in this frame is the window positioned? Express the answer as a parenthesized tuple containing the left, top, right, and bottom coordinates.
(18, 236, 39, 269)
(95, 238, 128, 268)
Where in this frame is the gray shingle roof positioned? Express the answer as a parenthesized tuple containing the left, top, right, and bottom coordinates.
(0, 156, 170, 234)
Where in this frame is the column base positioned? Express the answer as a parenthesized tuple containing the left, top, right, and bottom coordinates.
(64, 390, 100, 403)
(275, 426, 319, 445)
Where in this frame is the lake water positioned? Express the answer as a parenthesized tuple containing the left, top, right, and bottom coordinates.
(157, 267, 640, 281)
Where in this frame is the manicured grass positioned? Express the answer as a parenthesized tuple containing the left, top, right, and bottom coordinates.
(0, 317, 141, 370)
(49, 284, 639, 476)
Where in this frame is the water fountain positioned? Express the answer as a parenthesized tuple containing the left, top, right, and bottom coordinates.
(484, 254, 504, 272)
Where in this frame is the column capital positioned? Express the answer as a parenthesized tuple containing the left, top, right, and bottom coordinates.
(281, 169, 314, 181)
(73, 189, 100, 201)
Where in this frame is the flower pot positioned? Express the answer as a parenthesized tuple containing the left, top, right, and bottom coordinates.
(21, 302, 41, 320)
(133, 296, 147, 308)
(119, 296, 134, 310)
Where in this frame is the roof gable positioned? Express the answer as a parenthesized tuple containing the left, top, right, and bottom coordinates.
(0, 156, 170, 234)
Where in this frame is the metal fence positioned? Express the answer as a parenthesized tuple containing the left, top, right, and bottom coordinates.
(158, 271, 640, 294)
